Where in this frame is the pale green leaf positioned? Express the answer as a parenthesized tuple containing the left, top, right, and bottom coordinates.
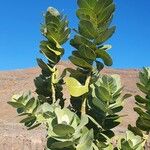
(65, 77, 90, 97)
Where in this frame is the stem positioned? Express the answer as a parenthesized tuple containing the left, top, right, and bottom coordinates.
(51, 67, 57, 104)
(51, 82, 56, 103)
(81, 95, 87, 115)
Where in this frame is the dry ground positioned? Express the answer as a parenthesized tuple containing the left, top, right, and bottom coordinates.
(0, 62, 147, 149)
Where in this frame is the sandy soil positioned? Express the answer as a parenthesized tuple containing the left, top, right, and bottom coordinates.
(0, 62, 146, 149)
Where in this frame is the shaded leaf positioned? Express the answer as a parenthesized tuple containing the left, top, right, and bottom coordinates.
(69, 55, 92, 69)
(95, 50, 113, 66)
(53, 124, 75, 136)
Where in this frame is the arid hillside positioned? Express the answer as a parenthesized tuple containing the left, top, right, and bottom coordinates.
(0, 62, 144, 149)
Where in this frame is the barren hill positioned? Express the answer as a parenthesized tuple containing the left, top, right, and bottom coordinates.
(0, 62, 144, 149)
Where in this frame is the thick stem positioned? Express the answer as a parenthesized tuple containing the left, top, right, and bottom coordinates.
(51, 82, 56, 103)
(81, 95, 87, 115)
(51, 67, 57, 104)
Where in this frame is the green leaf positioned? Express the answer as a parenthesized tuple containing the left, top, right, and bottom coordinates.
(55, 107, 75, 125)
(37, 102, 53, 114)
(95, 50, 113, 66)
(65, 77, 89, 97)
(95, 26, 116, 45)
(69, 55, 92, 69)
(120, 136, 145, 150)
(8, 101, 24, 108)
(45, 13, 59, 29)
(139, 72, 148, 86)
(28, 123, 41, 130)
(41, 45, 59, 64)
(87, 115, 102, 129)
(59, 28, 71, 45)
(111, 106, 123, 113)
(76, 8, 96, 23)
(76, 129, 94, 150)
(77, 0, 97, 9)
(136, 118, 150, 131)
(97, 3, 115, 26)
(125, 130, 146, 148)
(95, 86, 111, 102)
(135, 95, 147, 104)
(128, 125, 143, 137)
(70, 35, 96, 50)
(92, 97, 107, 112)
(136, 83, 149, 94)
(53, 124, 75, 136)
(134, 107, 143, 116)
(122, 94, 132, 100)
(79, 20, 97, 40)
(50, 141, 74, 149)
(20, 116, 36, 123)
(78, 45, 96, 60)
(37, 58, 53, 76)
(139, 67, 150, 85)
(44, 8, 70, 46)
(113, 89, 122, 99)
(17, 108, 25, 114)
(25, 98, 37, 113)
(101, 130, 115, 140)
(103, 115, 120, 129)
(46, 44, 62, 56)
(94, 0, 113, 15)
(20, 116, 36, 127)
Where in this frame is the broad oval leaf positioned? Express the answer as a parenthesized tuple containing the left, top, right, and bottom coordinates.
(69, 55, 92, 69)
(76, 8, 96, 24)
(70, 35, 96, 50)
(53, 124, 75, 136)
(79, 20, 97, 40)
(92, 97, 107, 112)
(7, 101, 24, 108)
(79, 45, 96, 60)
(95, 49, 113, 66)
(95, 86, 111, 102)
(135, 95, 147, 104)
(128, 125, 143, 137)
(95, 26, 116, 45)
(65, 77, 89, 97)
(97, 3, 115, 26)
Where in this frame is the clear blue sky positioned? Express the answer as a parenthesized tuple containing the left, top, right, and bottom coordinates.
(0, 0, 150, 70)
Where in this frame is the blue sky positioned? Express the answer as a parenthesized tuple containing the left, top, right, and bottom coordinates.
(0, 0, 150, 70)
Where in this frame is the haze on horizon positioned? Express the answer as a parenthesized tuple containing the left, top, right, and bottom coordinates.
(0, 0, 150, 70)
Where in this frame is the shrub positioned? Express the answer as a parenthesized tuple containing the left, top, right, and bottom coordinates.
(8, 0, 150, 149)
